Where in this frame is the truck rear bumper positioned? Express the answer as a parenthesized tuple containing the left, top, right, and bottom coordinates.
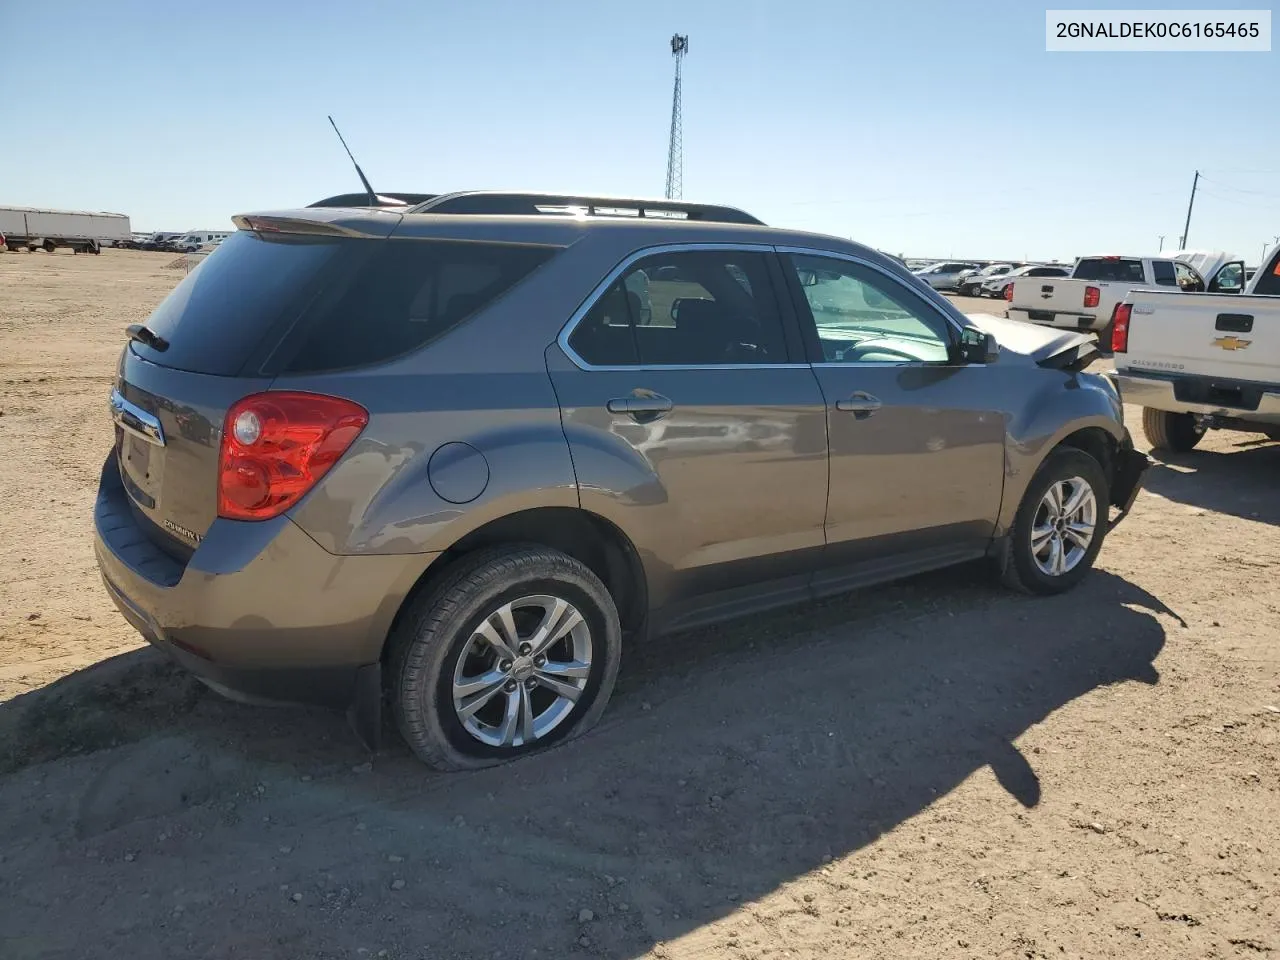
(1116, 372, 1280, 426)
(1008, 307, 1104, 332)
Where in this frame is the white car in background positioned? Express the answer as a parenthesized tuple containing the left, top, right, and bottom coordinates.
(982, 264, 1071, 299)
(912, 261, 981, 291)
(957, 263, 1020, 297)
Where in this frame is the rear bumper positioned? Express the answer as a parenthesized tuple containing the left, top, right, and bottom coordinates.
(93, 455, 432, 708)
(1116, 372, 1280, 426)
(1009, 307, 1104, 332)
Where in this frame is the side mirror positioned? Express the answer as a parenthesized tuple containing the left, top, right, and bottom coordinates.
(954, 325, 999, 364)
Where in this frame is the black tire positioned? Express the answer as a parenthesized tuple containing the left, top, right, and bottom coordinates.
(42, 239, 56, 254)
(1142, 408, 1202, 452)
(1000, 447, 1109, 596)
(390, 545, 622, 771)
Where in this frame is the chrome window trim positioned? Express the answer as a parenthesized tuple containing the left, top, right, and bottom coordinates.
(109, 387, 166, 446)
(556, 242, 809, 372)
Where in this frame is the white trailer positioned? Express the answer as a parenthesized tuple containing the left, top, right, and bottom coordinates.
(0, 206, 131, 254)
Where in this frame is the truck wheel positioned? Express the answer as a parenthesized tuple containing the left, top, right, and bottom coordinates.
(999, 447, 1109, 596)
(1142, 408, 1203, 452)
(42, 239, 56, 254)
(390, 545, 622, 771)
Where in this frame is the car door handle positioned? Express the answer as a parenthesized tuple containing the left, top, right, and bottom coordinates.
(607, 395, 674, 421)
(835, 392, 882, 419)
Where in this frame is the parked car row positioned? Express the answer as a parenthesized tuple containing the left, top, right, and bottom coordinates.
(116, 230, 234, 253)
(911, 260, 1071, 296)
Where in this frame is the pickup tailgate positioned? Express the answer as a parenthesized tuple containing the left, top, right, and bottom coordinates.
(1122, 291, 1280, 382)
(1008, 277, 1107, 330)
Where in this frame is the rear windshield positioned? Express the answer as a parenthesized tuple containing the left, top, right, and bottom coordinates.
(133, 231, 557, 376)
(1072, 258, 1146, 283)
(133, 231, 342, 375)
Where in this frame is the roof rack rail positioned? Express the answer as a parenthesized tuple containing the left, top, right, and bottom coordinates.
(407, 191, 764, 225)
(307, 192, 437, 209)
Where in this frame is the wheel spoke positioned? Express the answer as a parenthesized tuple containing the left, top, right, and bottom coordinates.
(537, 659, 591, 680)
(529, 599, 584, 657)
(457, 675, 508, 720)
(474, 607, 518, 660)
(1044, 482, 1064, 517)
(518, 685, 536, 744)
(1061, 481, 1091, 519)
(1048, 536, 1066, 576)
(1064, 522, 1094, 550)
(453, 668, 507, 700)
(1031, 523, 1055, 552)
(533, 669, 583, 703)
(495, 688, 521, 746)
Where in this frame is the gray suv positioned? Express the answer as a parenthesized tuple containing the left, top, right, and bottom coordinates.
(95, 192, 1149, 770)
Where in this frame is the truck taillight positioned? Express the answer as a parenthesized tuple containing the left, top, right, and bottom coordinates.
(1004, 283, 1014, 301)
(1083, 286, 1101, 309)
(218, 392, 368, 521)
(1111, 303, 1131, 354)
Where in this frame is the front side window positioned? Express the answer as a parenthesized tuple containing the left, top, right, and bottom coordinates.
(788, 255, 951, 364)
(568, 249, 788, 366)
(1210, 261, 1244, 293)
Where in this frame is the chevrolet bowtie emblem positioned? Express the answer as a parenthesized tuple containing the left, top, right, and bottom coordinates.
(1212, 336, 1252, 351)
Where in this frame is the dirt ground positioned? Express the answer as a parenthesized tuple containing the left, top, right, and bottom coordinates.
(1, 250, 1277, 960)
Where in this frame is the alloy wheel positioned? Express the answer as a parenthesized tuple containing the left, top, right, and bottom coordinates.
(1031, 476, 1097, 576)
(451, 595, 592, 748)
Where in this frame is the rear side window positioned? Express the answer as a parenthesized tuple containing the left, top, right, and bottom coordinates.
(1073, 258, 1146, 283)
(133, 231, 343, 375)
(1152, 260, 1177, 287)
(568, 250, 788, 367)
(284, 240, 556, 372)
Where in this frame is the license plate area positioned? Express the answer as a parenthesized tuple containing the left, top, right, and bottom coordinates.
(119, 433, 163, 509)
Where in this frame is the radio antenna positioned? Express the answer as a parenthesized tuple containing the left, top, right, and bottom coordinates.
(327, 115, 377, 206)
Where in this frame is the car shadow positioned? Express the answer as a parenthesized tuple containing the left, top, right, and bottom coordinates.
(0, 567, 1173, 959)
(1142, 436, 1280, 526)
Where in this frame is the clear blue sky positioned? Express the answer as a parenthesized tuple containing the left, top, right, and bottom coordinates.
(4, 0, 1277, 262)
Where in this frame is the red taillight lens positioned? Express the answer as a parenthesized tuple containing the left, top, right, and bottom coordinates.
(1111, 303, 1132, 353)
(1004, 283, 1014, 301)
(1083, 286, 1101, 309)
(218, 392, 368, 520)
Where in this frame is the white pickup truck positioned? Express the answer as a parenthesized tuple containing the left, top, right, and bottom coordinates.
(1113, 243, 1280, 451)
(1007, 251, 1245, 339)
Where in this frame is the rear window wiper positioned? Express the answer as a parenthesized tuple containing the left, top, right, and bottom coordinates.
(126, 323, 169, 352)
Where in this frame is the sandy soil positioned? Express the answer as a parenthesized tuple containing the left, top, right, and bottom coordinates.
(0, 251, 1277, 960)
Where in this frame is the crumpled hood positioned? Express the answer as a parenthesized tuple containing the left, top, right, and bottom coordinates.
(963, 311, 1097, 367)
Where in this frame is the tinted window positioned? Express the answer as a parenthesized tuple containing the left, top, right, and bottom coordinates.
(286, 240, 557, 372)
(568, 281, 639, 366)
(789, 255, 951, 364)
(1027, 267, 1068, 277)
(569, 250, 788, 366)
(1073, 258, 1146, 283)
(1152, 260, 1177, 287)
(133, 231, 344, 375)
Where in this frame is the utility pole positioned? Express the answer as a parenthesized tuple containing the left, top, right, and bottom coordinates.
(664, 35, 689, 200)
(1158, 235, 1165, 252)
(1179, 170, 1200, 249)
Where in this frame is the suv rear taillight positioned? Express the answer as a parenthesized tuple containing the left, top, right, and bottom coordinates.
(218, 392, 368, 521)
(1083, 286, 1101, 309)
(1004, 283, 1014, 301)
(1111, 303, 1132, 353)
